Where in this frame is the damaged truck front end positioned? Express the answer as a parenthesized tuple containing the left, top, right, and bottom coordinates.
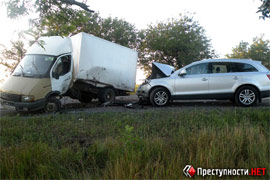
(0, 36, 73, 112)
(0, 54, 58, 111)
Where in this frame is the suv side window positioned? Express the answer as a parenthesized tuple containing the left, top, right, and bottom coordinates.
(230, 63, 258, 72)
(211, 62, 228, 73)
(210, 62, 258, 73)
(186, 63, 210, 75)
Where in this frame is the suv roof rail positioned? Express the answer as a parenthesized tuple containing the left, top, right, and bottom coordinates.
(200, 58, 256, 62)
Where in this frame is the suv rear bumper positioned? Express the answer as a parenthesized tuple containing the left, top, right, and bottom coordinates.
(0, 98, 46, 111)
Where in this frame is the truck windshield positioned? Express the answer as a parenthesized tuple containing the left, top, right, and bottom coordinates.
(13, 55, 56, 78)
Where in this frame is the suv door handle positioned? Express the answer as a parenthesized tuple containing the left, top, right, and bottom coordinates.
(234, 76, 239, 80)
(202, 78, 208, 81)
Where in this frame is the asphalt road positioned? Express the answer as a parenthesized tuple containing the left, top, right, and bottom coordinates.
(0, 95, 269, 117)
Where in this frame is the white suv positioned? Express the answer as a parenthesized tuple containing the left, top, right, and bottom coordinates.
(137, 59, 270, 107)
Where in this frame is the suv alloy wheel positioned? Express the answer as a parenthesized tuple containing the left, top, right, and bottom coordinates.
(235, 86, 258, 107)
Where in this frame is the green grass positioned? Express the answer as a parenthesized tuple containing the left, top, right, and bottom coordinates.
(0, 108, 269, 179)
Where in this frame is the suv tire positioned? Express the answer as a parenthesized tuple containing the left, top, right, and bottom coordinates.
(150, 87, 170, 107)
(235, 86, 258, 107)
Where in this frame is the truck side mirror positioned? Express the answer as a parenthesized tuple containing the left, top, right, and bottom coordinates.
(178, 69, 187, 77)
(53, 72, 59, 79)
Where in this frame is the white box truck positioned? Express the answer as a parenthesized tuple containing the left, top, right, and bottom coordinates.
(0, 32, 138, 112)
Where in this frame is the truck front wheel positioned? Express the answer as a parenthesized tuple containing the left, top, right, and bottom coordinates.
(44, 97, 61, 113)
(98, 88, 116, 103)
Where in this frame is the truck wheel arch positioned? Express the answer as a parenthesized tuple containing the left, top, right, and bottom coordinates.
(44, 91, 62, 113)
(45, 91, 61, 99)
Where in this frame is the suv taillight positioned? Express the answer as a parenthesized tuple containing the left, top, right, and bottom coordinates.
(267, 73, 270, 80)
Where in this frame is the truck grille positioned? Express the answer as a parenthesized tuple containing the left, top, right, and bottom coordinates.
(0, 92, 21, 102)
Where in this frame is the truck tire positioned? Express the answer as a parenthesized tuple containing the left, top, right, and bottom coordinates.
(235, 86, 258, 107)
(150, 87, 170, 107)
(44, 97, 61, 113)
(98, 88, 116, 103)
(79, 94, 93, 103)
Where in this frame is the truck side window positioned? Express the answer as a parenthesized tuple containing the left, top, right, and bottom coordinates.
(54, 56, 71, 76)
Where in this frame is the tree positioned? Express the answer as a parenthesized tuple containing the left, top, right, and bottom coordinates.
(28, 10, 102, 38)
(26, 10, 138, 48)
(139, 14, 216, 74)
(226, 36, 270, 68)
(257, 0, 270, 19)
(2, 1, 138, 72)
(1, 14, 138, 72)
(98, 17, 138, 49)
(1, 0, 93, 73)
(5, 0, 94, 19)
(226, 41, 250, 59)
(0, 40, 26, 73)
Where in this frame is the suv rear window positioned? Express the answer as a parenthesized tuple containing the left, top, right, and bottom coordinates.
(231, 63, 258, 72)
(211, 62, 258, 73)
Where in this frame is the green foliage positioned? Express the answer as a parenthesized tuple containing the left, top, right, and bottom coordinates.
(226, 36, 270, 68)
(139, 14, 216, 74)
(0, 108, 269, 179)
(31, 10, 138, 48)
(5, 0, 30, 18)
(257, 0, 270, 19)
(99, 17, 138, 48)
(4, 0, 138, 48)
(0, 40, 26, 72)
(29, 10, 98, 37)
(2, 3, 137, 72)
(5, 0, 94, 19)
(4, 3, 216, 76)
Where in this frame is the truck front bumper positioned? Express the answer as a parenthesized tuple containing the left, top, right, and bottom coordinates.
(0, 98, 46, 111)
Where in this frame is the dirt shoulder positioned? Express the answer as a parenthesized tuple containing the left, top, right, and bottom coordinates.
(0, 95, 269, 117)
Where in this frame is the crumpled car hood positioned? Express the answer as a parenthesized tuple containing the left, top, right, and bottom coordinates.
(150, 62, 175, 79)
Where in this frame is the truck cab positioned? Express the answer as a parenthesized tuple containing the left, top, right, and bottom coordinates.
(0, 36, 73, 112)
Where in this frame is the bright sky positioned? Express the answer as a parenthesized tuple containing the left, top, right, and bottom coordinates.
(90, 0, 270, 56)
(0, 0, 269, 83)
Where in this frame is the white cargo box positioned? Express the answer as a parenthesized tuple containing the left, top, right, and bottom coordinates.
(71, 32, 138, 91)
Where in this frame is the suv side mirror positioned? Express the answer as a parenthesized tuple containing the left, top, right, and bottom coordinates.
(53, 72, 59, 79)
(179, 69, 187, 77)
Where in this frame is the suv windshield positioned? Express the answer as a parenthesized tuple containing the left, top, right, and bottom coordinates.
(13, 55, 56, 78)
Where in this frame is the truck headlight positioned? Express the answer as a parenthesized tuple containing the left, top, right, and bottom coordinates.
(21, 95, 35, 102)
